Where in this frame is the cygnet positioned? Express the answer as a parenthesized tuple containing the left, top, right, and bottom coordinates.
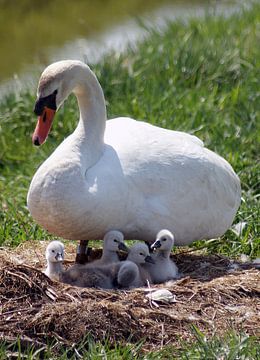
(127, 242, 155, 287)
(147, 229, 179, 284)
(44, 241, 137, 289)
(61, 260, 140, 289)
(44, 240, 65, 281)
(94, 230, 128, 265)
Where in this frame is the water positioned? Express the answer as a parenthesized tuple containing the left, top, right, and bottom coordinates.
(0, 0, 246, 99)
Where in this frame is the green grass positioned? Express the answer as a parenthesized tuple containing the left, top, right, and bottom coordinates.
(0, 3, 260, 358)
(0, 329, 259, 359)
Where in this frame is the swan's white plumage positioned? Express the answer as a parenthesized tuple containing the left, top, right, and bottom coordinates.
(27, 60, 241, 244)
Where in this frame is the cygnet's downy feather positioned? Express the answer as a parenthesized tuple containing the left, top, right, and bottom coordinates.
(44, 240, 65, 281)
(127, 242, 155, 287)
(146, 229, 179, 284)
(93, 230, 128, 265)
(45, 241, 136, 289)
(116, 261, 139, 289)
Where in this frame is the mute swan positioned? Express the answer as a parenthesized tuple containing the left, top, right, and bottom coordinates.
(127, 242, 154, 287)
(146, 229, 179, 283)
(27, 60, 241, 262)
(45, 241, 138, 289)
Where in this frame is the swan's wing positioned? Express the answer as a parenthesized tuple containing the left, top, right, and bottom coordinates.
(105, 117, 204, 149)
(103, 118, 240, 243)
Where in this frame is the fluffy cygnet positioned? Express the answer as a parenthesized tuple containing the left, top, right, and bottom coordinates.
(127, 242, 155, 287)
(60, 263, 115, 289)
(147, 229, 179, 284)
(61, 261, 139, 289)
(94, 230, 128, 265)
(44, 240, 65, 281)
(45, 240, 138, 289)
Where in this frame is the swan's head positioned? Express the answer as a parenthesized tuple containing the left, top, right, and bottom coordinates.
(32, 60, 88, 146)
(45, 240, 65, 263)
(127, 242, 155, 265)
(103, 230, 128, 253)
(151, 229, 175, 252)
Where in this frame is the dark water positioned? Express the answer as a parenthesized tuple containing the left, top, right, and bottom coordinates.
(0, 0, 244, 97)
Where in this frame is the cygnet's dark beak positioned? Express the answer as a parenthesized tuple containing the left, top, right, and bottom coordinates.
(151, 240, 161, 250)
(145, 255, 155, 264)
(118, 242, 129, 252)
(55, 253, 64, 262)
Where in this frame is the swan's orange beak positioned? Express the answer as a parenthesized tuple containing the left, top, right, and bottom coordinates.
(32, 107, 56, 146)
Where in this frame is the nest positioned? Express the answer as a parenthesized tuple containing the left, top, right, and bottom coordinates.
(0, 242, 259, 355)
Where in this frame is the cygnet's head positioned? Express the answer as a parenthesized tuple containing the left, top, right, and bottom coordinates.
(151, 229, 175, 251)
(45, 241, 65, 263)
(127, 243, 155, 265)
(103, 230, 128, 252)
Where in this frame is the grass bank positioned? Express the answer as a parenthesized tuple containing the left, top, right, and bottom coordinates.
(0, 3, 259, 358)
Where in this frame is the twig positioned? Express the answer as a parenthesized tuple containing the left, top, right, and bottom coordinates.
(160, 323, 165, 349)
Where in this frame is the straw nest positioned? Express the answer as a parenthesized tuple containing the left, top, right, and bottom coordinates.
(0, 241, 259, 354)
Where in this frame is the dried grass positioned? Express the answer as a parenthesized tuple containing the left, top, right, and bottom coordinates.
(0, 242, 259, 352)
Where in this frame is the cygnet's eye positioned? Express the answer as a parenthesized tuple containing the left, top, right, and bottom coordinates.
(52, 249, 55, 253)
(139, 252, 144, 256)
(162, 238, 167, 242)
(113, 239, 118, 242)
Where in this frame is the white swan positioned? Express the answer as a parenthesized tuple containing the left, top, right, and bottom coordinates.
(27, 60, 241, 248)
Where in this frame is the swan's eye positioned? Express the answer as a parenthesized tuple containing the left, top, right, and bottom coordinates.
(34, 89, 58, 115)
(139, 252, 144, 256)
(52, 250, 55, 253)
(162, 238, 167, 242)
(113, 239, 117, 242)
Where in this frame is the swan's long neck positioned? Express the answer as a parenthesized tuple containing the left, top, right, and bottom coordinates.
(69, 64, 107, 169)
